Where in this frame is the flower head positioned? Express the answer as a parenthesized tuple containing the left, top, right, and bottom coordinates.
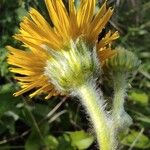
(104, 47, 141, 73)
(7, 0, 119, 99)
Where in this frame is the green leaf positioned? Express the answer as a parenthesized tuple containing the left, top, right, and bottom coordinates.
(39, 121, 50, 136)
(137, 116, 150, 124)
(25, 131, 44, 150)
(56, 131, 94, 150)
(1, 115, 15, 134)
(44, 135, 59, 150)
(129, 91, 149, 105)
(0, 83, 13, 94)
(15, 7, 28, 21)
(121, 130, 150, 149)
(32, 103, 50, 118)
(67, 130, 94, 150)
(57, 134, 74, 150)
(0, 84, 21, 117)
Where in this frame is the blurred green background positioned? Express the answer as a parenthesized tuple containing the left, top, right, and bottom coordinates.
(0, 0, 149, 149)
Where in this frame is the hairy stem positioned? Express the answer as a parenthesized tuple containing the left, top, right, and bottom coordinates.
(76, 81, 115, 150)
(112, 72, 132, 132)
(112, 73, 127, 120)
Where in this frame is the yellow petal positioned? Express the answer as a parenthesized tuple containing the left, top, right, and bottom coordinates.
(98, 48, 116, 62)
(45, 0, 70, 41)
(77, 0, 95, 29)
(87, 8, 113, 43)
(97, 31, 119, 49)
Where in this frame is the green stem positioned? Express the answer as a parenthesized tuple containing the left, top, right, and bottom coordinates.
(76, 82, 115, 150)
(112, 73, 132, 131)
(112, 73, 127, 120)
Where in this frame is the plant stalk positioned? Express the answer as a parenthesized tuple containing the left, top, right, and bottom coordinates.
(112, 72, 132, 133)
(112, 73, 127, 121)
(76, 81, 115, 150)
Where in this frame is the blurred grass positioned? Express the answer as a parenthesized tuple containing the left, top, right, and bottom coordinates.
(0, 0, 149, 150)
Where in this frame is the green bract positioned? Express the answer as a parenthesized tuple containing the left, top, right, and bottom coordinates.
(45, 39, 100, 93)
(104, 47, 141, 73)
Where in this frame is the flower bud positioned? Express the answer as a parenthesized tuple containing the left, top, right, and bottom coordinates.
(104, 47, 141, 73)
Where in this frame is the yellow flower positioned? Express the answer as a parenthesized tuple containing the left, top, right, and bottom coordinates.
(7, 0, 119, 99)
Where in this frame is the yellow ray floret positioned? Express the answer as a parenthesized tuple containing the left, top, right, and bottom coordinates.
(7, 0, 119, 99)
